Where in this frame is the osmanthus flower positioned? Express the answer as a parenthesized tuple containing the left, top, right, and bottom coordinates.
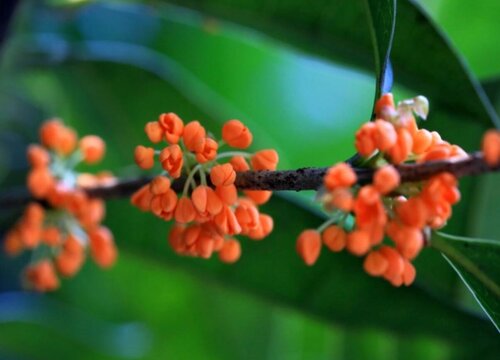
(132, 114, 278, 263)
(296, 93, 466, 287)
(482, 129, 500, 166)
(4, 119, 117, 292)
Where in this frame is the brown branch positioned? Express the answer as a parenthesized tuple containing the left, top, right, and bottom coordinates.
(1, 152, 498, 209)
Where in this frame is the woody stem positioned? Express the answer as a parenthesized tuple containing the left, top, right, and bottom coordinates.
(0, 152, 498, 208)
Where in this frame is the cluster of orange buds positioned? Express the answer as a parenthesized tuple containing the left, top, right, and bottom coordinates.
(132, 113, 278, 263)
(3, 119, 117, 292)
(296, 93, 465, 287)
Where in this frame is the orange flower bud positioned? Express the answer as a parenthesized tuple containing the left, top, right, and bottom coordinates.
(215, 185, 238, 205)
(45, 185, 71, 208)
(211, 231, 225, 252)
(374, 119, 397, 151)
(251, 149, 279, 171)
(168, 224, 187, 253)
(402, 260, 416, 286)
(42, 226, 61, 246)
(214, 205, 242, 235)
(65, 190, 88, 216)
(150, 176, 171, 195)
(56, 241, 85, 278)
(357, 185, 380, 206)
(243, 190, 272, 205)
(150, 195, 164, 217)
(430, 131, 443, 146)
(353, 191, 387, 240)
(329, 188, 354, 211)
(145, 121, 164, 143)
(222, 119, 253, 149)
(195, 138, 218, 163)
(56, 126, 77, 155)
(258, 214, 274, 237)
(64, 233, 85, 255)
(27, 168, 54, 198)
(55, 252, 84, 278)
(379, 246, 404, 286)
(373, 165, 400, 195)
(27, 144, 50, 168)
(395, 197, 428, 228)
(183, 121, 206, 152)
(25, 260, 59, 292)
(375, 93, 395, 119)
(40, 119, 64, 149)
(322, 225, 346, 252)
(210, 163, 236, 186)
(219, 239, 242, 263)
(402, 115, 418, 136)
(134, 145, 155, 170)
(159, 144, 183, 178)
(23, 203, 45, 226)
(159, 189, 178, 220)
(419, 143, 452, 162)
(89, 226, 117, 268)
(192, 186, 223, 217)
(4, 230, 23, 256)
(388, 128, 413, 164)
(174, 197, 196, 223)
(395, 227, 423, 260)
(235, 200, 260, 234)
(79, 198, 105, 229)
(131, 184, 153, 211)
(482, 129, 500, 166)
(449, 145, 468, 159)
(346, 230, 371, 256)
(324, 163, 357, 190)
(296, 229, 321, 266)
(412, 129, 432, 154)
(355, 122, 377, 157)
(193, 234, 213, 259)
(230, 156, 250, 171)
(443, 185, 461, 205)
(79, 135, 106, 164)
(363, 250, 389, 276)
(183, 224, 202, 246)
(159, 113, 184, 144)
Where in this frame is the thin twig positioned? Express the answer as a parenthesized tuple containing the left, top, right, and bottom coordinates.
(0, 152, 498, 209)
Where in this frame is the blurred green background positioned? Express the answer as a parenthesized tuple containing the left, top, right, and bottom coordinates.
(0, 0, 499, 359)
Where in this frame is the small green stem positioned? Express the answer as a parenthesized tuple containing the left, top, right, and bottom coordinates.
(215, 151, 252, 161)
(200, 168, 207, 186)
(430, 232, 500, 299)
(182, 163, 202, 196)
(316, 213, 345, 233)
(65, 150, 83, 170)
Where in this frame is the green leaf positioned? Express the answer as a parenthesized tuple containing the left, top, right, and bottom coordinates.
(363, 0, 396, 101)
(162, 0, 498, 130)
(418, 0, 500, 79)
(0, 292, 151, 359)
(431, 232, 500, 331)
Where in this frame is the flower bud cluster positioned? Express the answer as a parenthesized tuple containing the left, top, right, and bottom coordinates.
(4, 119, 116, 291)
(132, 114, 278, 263)
(297, 94, 463, 287)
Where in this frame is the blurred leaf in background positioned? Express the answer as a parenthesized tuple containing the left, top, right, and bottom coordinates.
(0, 0, 499, 359)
